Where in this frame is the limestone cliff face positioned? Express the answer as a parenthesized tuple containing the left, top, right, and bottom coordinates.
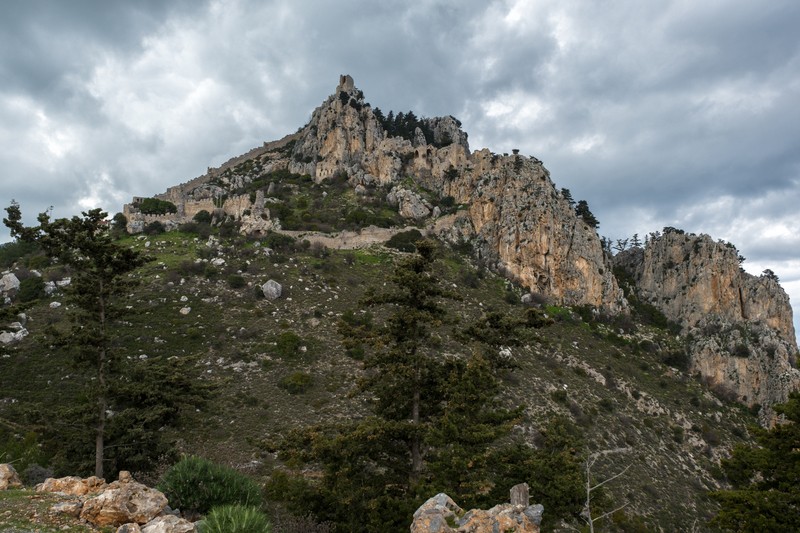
(431, 150, 624, 311)
(123, 75, 625, 310)
(281, 76, 625, 311)
(614, 230, 800, 415)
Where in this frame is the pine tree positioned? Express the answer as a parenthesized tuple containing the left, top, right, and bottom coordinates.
(271, 242, 584, 531)
(354, 239, 453, 481)
(575, 200, 600, 229)
(710, 393, 800, 532)
(3, 202, 209, 477)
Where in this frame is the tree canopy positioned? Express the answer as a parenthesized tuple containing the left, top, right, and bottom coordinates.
(3, 202, 208, 479)
(269, 240, 585, 531)
(710, 393, 800, 532)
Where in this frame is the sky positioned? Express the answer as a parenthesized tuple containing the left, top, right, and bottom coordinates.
(2, 0, 799, 334)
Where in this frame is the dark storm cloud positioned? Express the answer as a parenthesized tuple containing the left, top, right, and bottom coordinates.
(2, 0, 799, 333)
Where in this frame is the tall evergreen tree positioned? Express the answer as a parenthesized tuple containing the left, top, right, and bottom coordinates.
(271, 242, 583, 531)
(710, 393, 800, 532)
(3, 202, 208, 477)
(575, 200, 600, 229)
(354, 239, 453, 481)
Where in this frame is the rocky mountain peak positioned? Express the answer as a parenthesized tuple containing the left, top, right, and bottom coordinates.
(614, 229, 799, 418)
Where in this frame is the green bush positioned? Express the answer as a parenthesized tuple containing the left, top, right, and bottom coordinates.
(138, 198, 177, 215)
(262, 232, 296, 253)
(17, 276, 45, 302)
(193, 210, 213, 224)
(278, 372, 313, 394)
(274, 331, 304, 359)
(0, 240, 41, 268)
(228, 274, 246, 289)
(199, 505, 271, 533)
(385, 229, 423, 252)
(157, 456, 262, 515)
(144, 221, 166, 235)
(179, 222, 212, 238)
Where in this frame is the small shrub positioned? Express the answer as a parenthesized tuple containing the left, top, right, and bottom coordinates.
(143, 221, 166, 235)
(138, 197, 177, 215)
(550, 389, 568, 403)
(732, 343, 750, 358)
(385, 229, 423, 252)
(262, 232, 296, 253)
(157, 456, 262, 515)
(661, 350, 690, 371)
(279, 372, 313, 394)
(204, 265, 219, 280)
(179, 221, 212, 238)
(178, 260, 206, 277)
(23, 463, 53, 486)
(274, 331, 304, 359)
(17, 276, 45, 302)
(701, 424, 721, 446)
(200, 505, 271, 533)
(598, 398, 614, 412)
(194, 210, 213, 224)
(228, 274, 246, 289)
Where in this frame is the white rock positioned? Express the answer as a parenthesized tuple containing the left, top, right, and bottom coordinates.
(179, 307, 191, 315)
(261, 280, 282, 300)
(0, 273, 20, 292)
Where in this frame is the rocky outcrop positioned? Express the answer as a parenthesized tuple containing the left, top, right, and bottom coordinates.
(411, 487, 543, 533)
(127, 514, 196, 533)
(36, 471, 176, 529)
(614, 230, 800, 415)
(36, 475, 106, 495)
(0, 463, 22, 490)
(79, 471, 168, 527)
(279, 76, 624, 311)
(432, 150, 625, 311)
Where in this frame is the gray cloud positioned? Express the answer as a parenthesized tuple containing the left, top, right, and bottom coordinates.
(2, 0, 799, 334)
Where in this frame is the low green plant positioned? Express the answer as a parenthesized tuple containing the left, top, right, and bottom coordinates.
(279, 372, 313, 394)
(138, 197, 177, 215)
(158, 456, 262, 515)
(384, 229, 422, 252)
(228, 274, 246, 289)
(17, 276, 45, 302)
(199, 505, 271, 533)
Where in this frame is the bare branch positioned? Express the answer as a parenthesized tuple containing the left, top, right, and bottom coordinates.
(590, 463, 632, 491)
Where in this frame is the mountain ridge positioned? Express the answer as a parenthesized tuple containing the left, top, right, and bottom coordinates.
(122, 74, 798, 417)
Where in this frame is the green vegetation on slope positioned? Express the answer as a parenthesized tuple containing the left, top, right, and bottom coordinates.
(0, 221, 763, 532)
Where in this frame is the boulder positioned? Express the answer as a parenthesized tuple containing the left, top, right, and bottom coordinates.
(51, 501, 83, 517)
(80, 471, 168, 527)
(410, 493, 463, 533)
(117, 524, 143, 533)
(141, 514, 196, 533)
(458, 503, 543, 532)
(36, 475, 106, 495)
(0, 328, 28, 344)
(411, 487, 542, 533)
(0, 272, 20, 293)
(0, 463, 22, 490)
(261, 279, 282, 300)
(388, 187, 431, 220)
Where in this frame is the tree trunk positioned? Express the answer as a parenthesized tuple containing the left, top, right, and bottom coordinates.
(96, 389, 105, 479)
(411, 387, 421, 481)
(95, 286, 107, 479)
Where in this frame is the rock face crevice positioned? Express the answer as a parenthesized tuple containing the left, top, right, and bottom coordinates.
(614, 230, 800, 416)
